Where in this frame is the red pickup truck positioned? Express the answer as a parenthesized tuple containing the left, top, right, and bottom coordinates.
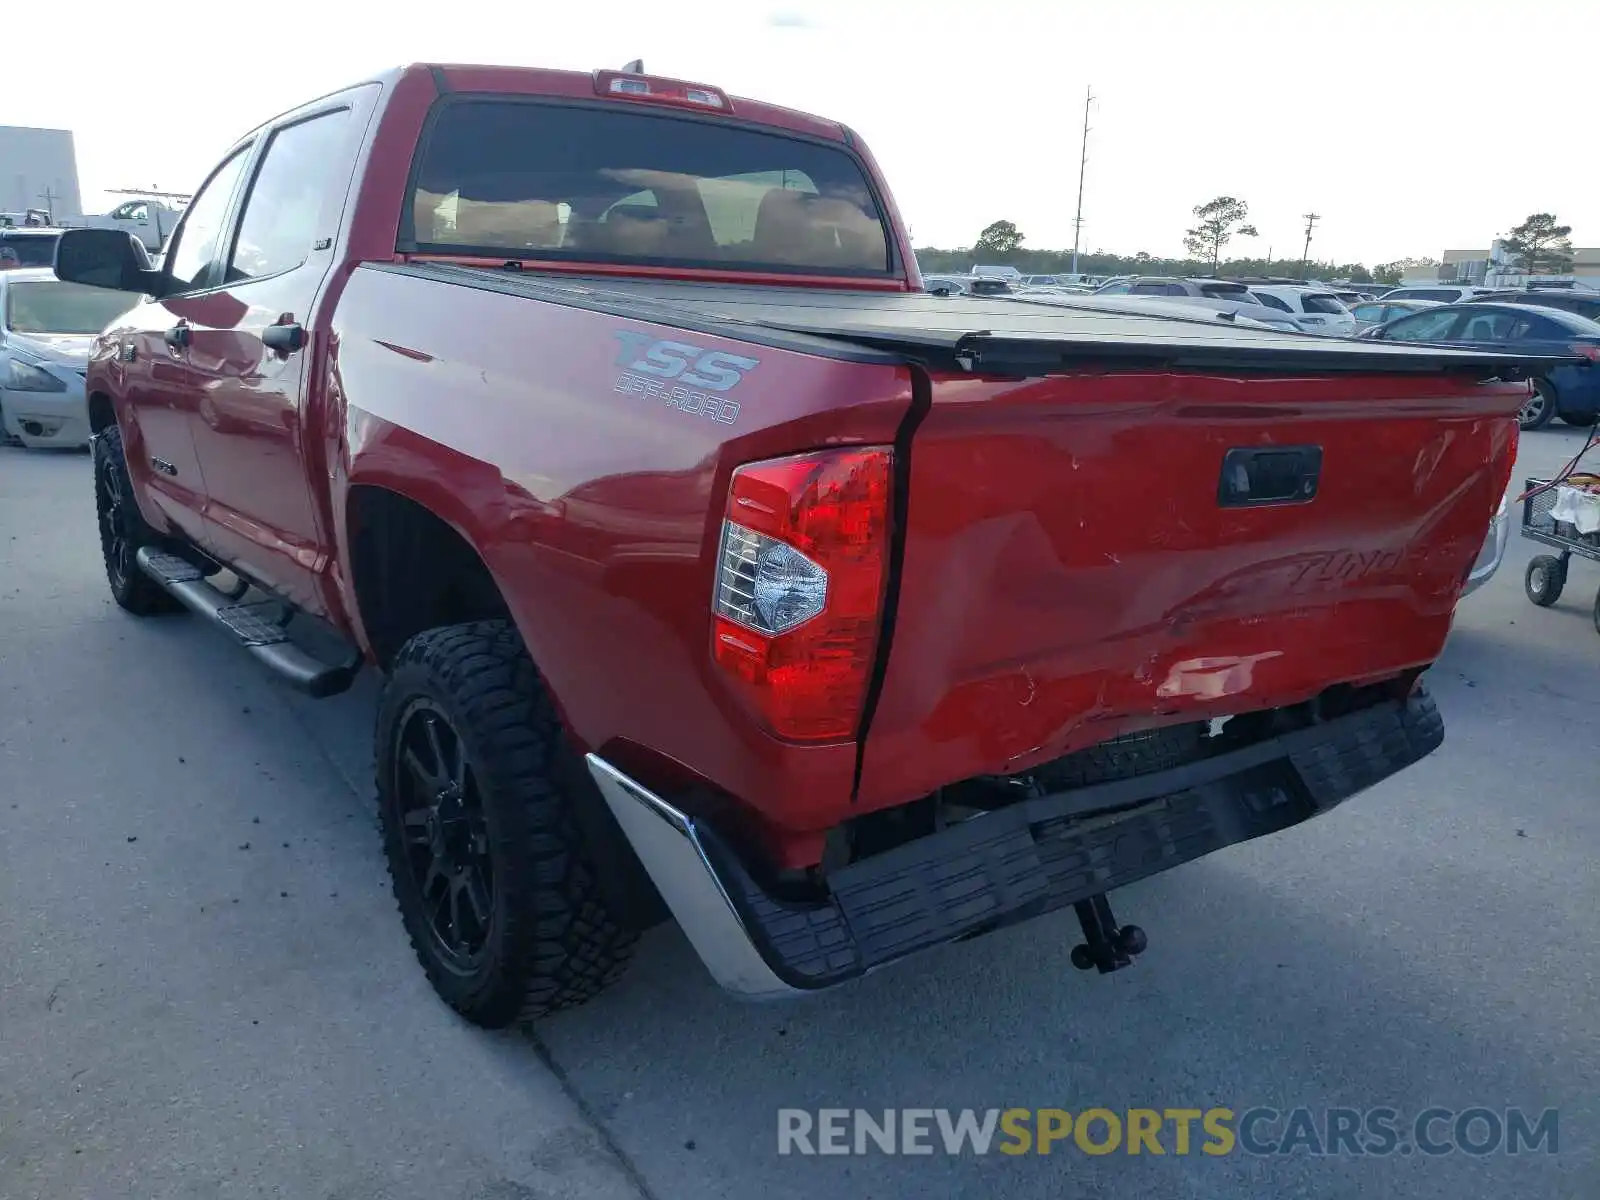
(57, 63, 1542, 1026)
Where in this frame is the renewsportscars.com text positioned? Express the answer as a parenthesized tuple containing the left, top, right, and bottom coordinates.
(777, 1107, 1559, 1157)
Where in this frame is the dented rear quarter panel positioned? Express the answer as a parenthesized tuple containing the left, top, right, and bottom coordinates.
(324, 265, 915, 865)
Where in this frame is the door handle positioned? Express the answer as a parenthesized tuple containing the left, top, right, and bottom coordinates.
(163, 322, 191, 350)
(262, 323, 305, 354)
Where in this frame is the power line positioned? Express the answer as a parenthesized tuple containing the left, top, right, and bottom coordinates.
(1070, 86, 1093, 277)
(1299, 211, 1320, 280)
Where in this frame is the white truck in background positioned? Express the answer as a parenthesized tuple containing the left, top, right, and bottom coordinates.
(59, 198, 185, 253)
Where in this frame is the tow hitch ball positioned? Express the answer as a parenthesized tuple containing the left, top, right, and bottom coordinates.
(1070, 894, 1148, 974)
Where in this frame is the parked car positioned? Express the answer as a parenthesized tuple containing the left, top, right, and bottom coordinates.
(1095, 275, 1256, 302)
(0, 227, 63, 271)
(924, 273, 1012, 296)
(0, 267, 131, 449)
(1349, 297, 1442, 332)
(1247, 285, 1358, 335)
(1377, 284, 1495, 303)
(1361, 302, 1600, 429)
(1090, 275, 1301, 329)
(1465, 289, 1600, 323)
(55, 61, 1556, 1026)
(1026, 291, 1302, 333)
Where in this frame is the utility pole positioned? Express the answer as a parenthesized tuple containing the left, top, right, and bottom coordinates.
(37, 185, 60, 221)
(1070, 86, 1093, 277)
(1299, 212, 1320, 280)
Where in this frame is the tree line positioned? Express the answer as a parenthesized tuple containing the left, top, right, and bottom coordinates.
(918, 205, 1577, 288)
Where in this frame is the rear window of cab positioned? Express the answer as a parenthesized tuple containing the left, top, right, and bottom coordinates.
(403, 99, 894, 277)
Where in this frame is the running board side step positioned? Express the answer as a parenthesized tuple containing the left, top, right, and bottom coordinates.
(136, 547, 363, 698)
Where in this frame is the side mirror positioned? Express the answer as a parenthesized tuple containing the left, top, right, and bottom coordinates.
(54, 228, 159, 294)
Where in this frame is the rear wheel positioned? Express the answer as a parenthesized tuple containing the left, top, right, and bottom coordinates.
(93, 425, 180, 615)
(1519, 379, 1558, 431)
(1524, 554, 1567, 607)
(376, 619, 638, 1027)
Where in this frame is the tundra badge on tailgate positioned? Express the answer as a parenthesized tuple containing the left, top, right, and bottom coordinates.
(612, 331, 758, 425)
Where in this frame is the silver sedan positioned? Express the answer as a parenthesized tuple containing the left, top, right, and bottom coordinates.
(0, 268, 132, 450)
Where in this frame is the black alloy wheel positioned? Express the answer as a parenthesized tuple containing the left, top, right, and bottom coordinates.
(391, 698, 496, 971)
(376, 620, 639, 1027)
(96, 442, 133, 595)
(92, 424, 178, 614)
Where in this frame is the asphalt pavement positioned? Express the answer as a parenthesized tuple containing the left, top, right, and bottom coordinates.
(3, 424, 1597, 1199)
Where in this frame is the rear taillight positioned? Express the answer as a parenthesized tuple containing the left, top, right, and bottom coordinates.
(711, 447, 893, 743)
(1570, 341, 1600, 362)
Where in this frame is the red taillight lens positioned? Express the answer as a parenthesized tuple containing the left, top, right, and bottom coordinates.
(1570, 341, 1600, 363)
(711, 447, 893, 743)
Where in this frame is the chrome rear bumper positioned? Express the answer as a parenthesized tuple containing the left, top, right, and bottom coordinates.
(585, 755, 800, 999)
(585, 686, 1447, 1001)
(1461, 488, 1512, 598)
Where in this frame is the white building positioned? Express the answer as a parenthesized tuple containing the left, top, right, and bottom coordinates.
(0, 126, 83, 223)
(1405, 240, 1600, 290)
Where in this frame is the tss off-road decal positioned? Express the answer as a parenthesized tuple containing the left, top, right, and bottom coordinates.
(612, 331, 759, 424)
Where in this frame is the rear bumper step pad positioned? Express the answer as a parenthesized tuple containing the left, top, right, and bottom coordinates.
(586, 689, 1444, 998)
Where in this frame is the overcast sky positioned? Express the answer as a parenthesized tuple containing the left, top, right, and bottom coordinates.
(9, 0, 1595, 265)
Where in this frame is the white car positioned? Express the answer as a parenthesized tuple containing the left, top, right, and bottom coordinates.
(1247, 285, 1358, 335)
(1377, 284, 1496, 304)
(1091, 276, 1303, 331)
(1014, 291, 1301, 333)
(0, 268, 131, 449)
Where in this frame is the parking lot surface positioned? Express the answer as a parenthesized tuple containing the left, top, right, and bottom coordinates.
(3, 427, 1597, 1199)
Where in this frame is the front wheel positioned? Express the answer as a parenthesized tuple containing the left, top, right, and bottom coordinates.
(376, 619, 638, 1027)
(1524, 554, 1567, 607)
(93, 425, 180, 615)
(1519, 379, 1558, 431)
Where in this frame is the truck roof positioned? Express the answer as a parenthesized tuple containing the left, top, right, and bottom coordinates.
(241, 63, 851, 147)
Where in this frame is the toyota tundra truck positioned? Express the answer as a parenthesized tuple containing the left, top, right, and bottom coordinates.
(55, 62, 1549, 1026)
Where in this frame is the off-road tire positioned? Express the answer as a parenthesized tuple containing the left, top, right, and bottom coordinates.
(1524, 554, 1566, 607)
(93, 425, 181, 615)
(376, 619, 638, 1027)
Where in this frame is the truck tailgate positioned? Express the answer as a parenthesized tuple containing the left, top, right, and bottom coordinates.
(854, 368, 1523, 810)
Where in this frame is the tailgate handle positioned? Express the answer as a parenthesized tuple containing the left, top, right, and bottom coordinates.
(1218, 445, 1322, 507)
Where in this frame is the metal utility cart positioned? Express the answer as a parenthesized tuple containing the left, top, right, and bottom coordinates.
(1520, 474, 1600, 635)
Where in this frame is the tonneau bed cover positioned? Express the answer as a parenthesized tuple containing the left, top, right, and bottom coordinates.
(382, 264, 1572, 378)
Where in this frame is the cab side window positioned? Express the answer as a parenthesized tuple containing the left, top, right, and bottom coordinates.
(164, 148, 252, 294)
(227, 109, 353, 283)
